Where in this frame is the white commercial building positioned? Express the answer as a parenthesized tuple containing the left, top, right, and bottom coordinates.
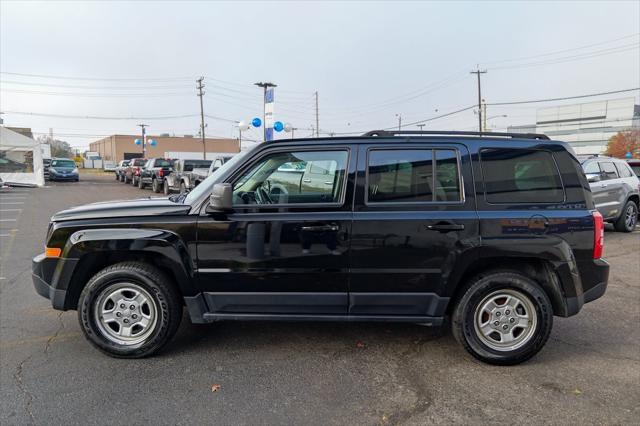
(534, 97, 639, 155)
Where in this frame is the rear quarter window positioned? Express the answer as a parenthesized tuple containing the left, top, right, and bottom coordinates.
(480, 148, 564, 204)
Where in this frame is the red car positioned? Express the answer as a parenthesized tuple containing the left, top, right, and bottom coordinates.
(123, 158, 147, 184)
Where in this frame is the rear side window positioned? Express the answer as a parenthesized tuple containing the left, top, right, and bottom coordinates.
(155, 159, 172, 167)
(614, 162, 633, 178)
(367, 149, 461, 203)
(600, 162, 619, 180)
(481, 148, 564, 204)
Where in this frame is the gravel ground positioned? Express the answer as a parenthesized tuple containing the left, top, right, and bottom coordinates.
(1, 172, 638, 425)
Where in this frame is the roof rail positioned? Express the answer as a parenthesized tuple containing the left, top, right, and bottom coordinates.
(361, 130, 550, 140)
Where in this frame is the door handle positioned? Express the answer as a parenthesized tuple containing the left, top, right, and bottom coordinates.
(302, 179, 312, 183)
(300, 225, 339, 232)
(324, 181, 333, 185)
(425, 223, 465, 232)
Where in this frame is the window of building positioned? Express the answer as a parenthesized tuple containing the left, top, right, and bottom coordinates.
(600, 162, 619, 180)
(367, 149, 461, 203)
(233, 150, 348, 205)
(481, 148, 564, 204)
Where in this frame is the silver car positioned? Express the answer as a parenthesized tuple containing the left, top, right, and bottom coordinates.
(581, 155, 639, 232)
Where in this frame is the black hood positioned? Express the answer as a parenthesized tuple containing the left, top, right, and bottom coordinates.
(51, 197, 191, 222)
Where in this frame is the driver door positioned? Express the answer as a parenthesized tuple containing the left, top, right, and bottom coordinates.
(196, 146, 355, 316)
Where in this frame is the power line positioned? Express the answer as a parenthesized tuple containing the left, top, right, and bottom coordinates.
(487, 87, 640, 106)
(3, 111, 201, 120)
(0, 71, 193, 82)
(482, 32, 640, 66)
(0, 89, 192, 97)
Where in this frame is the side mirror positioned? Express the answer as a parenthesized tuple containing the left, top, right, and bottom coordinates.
(206, 183, 233, 213)
(586, 173, 601, 183)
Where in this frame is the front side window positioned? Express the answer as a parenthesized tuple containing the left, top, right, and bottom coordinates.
(599, 162, 619, 180)
(367, 149, 461, 203)
(233, 150, 348, 206)
(481, 148, 564, 204)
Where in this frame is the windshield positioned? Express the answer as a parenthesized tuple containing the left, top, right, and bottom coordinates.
(183, 148, 255, 205)
(51, 159, 76, 168)
(156, 159, 173, 167)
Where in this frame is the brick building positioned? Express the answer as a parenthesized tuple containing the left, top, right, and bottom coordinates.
(89, 134, 240, 161)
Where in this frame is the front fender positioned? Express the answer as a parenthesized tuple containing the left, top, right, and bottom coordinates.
(63, 228, 197, 296)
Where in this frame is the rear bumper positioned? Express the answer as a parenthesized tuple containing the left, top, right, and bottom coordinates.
(49, 174, 78, 181)
(564, 258, 609, 316)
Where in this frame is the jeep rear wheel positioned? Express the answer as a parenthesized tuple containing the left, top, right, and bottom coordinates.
(452, 271, 553, 365)
(163, 180, 170, 196)
(152, 178, 161, 193)
(138, 176, 145, 189)
(78, 262, 182, 358)
(614, 200, 638, 232)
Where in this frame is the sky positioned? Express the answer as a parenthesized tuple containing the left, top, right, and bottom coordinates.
(1, 0, 639, 150)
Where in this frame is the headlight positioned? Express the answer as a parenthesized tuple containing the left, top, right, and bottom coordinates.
(72, 168, 79, 173)
(49, 168, 57, 173)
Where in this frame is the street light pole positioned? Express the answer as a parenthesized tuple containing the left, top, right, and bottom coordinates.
(417, 124, 425, 132)
(396, 113, 402, 130)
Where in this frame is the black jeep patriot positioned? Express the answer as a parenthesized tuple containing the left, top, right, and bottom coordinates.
(32, 130, 609, 365)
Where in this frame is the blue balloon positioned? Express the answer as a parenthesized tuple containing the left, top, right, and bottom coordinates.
(149, 139, 157, 147)
(134, 139, 142, 145)
(626, 152, 632, 158)
(251, 117, 262, 128)
(274, 121, 284, 132)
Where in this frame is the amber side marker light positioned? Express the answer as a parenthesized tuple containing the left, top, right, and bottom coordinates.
(45, 247, 62, 258)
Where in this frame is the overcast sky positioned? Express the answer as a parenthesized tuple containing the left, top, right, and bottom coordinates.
(1, 0, 639, 149)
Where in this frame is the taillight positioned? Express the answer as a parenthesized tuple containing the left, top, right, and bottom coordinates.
(592, 211, 604, 259)
(158, 169, 164, 178)
(135, 168, 140, 175)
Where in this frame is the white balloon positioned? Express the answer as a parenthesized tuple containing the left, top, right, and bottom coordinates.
(237, 121, 250, 131)
(284, 122, 293, 132)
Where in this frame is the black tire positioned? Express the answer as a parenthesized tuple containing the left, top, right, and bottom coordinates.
(614, 200, 638, 232)
(152, 178, 161, 193)
(138, 176, 145, 189)
(115, 173, 120, 180)
(179, 182, 187, 194)
(131, 176, 137, 186)
(163, 180, 170, 196)
(452, 270, 553, 365)
(78, 262, 182, 358)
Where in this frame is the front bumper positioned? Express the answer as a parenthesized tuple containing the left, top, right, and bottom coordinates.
(32, 253, 75, 310)
(50, 173, 79, 181)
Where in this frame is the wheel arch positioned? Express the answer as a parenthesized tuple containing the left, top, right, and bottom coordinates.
(446, 257, 568, 317)
(61, 229, 196, 310)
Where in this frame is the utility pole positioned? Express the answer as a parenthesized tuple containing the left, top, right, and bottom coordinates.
(417, 124, 425, 132)
(482, 99, 487, 132)
(137, 124, 148, 157)
(396, 113, 402, 130)
(254, 82, 277, 141)
(470, 68, 487, 133)
(196, 77, 206, 159)
(314, 91, 319, 138)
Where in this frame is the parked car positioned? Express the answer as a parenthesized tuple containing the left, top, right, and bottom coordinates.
(115, 160, 130, 181)
(580, 155, 639, 232)
(627, 158, 640, 178)
(163, 159, 212, 195)
(138, 158, 174, 192)
(191, 155, 234, 187)
(123, 158, 146, 184)
(48, 158, 79, 182)
(33, 130, 609, 365)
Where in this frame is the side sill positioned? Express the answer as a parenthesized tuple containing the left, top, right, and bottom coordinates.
(200, 313, 444, 326)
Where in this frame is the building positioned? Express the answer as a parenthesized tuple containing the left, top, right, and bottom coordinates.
(89, 134, 240, 162)
(510, 97, 639, 155)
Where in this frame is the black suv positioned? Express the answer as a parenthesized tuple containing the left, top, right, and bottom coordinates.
(32, 131, 609, 365)
(138, 158, 174, 192)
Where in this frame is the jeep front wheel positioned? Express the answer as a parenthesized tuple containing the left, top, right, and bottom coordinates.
(452, 271, 553, 365)
(78, 262, 182, 358)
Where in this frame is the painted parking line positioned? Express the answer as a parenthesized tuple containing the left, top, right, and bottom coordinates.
(0, 202, 25, 205)
(0, 209, 22, 212)
(0, 219, 17, 222)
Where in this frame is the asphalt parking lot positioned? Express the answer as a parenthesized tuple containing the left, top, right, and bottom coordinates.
(0, 172, 638, 425)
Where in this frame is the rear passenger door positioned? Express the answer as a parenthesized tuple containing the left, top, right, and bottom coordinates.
(598, 161, 624, 219)
(349, 143, 478, 318)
